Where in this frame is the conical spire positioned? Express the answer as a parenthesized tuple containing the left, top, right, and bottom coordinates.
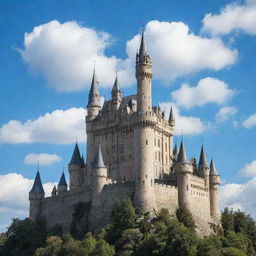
(58, 172, 67, 186)
(93, 144, 106, 168)
(173, 142, 178, 156)
(210, 159, 219, 176)
(198, 145, 208, 168)
(177, 140, 188, 163)
(52, 185, 57, 196)
(169, 106, 175, 122)
(69, 143, 83, 166)
(88, 69, 100, 106)
(139, 30, 148, 58)
(30, 171, 44, 194)
(112, 75, 121, 93)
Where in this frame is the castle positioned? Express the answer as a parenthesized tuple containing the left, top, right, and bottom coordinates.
(29, 31, 221, 236)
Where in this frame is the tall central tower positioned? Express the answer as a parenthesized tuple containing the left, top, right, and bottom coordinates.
(136, 31, 152, 113)
(134, 30, 155, 214)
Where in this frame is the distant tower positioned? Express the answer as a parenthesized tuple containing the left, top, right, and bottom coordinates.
(169, 106, 175, 159)
(198, 145, 210, 186)
(91, 145, 108, 207)
(58, 172, 68, 193)
(175, 140, 193, 208)
(87, 69, 101, 120)
(68, 143, 83, 189)
(29, 171, 45, 221)
(111, 74, 122, 110)
(51, 185, 57, 196)
(136, 29, 152, 113)
(86, 69, 101, 184)
(209, 159, 221, 220)
(134, 30, 155, 214)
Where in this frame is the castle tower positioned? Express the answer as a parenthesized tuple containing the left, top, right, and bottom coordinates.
(68, 143, 83, 189)
(169, 106, 175, 160)
(136, 30, 152, 113)
(91, 145, 108, 207)
(51, 185, 57, 196)
(29, 171, 45, 221)
(111, 74, 122, 110)
(58, 172, 68, 193)
(198, 145, 210, 186)
(209, 159, 221, 220)
(86, 69, 101, 185)
(134, 30, 155, 214)
(87, 69, 101, 119)
(175, 140, 193, 209)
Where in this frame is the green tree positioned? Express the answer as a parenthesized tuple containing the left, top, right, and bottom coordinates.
(34, 236, 62, 256)
(222, 247, 248, 256)
(197, 235, 222, 256)
(221, 207, 234, 235)
(106, 198, 136, 243)
(176, 207, 196, 231)
(0, 218, 47, 256)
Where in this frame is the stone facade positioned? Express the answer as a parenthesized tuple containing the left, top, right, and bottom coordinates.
(29, 31, 221, 236)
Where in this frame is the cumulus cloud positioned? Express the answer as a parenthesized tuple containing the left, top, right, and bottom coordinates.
(24, 153, 61, 166)
(0, 173, 55, 231)
(18, 20, 132, 92)
(242, 113, 256, 128)
(127, 21, 237, 83)
(203, 0, 256, 36)
(171, 77, 235, 109)
(0, 107, 86, 144)
(239, 160, 256, 177)
(220, 177, 256, 217)
(216, 106, 238, 122)
(159, 102, 207, 135)
(19, 20, 237, 92)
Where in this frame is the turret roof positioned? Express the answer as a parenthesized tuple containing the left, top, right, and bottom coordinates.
(139, 30, 148, 58)
(169, 106, 175, 122)
(177, 140, 188, 163)
(210, 159, 219, 176)
(58, 172, 67, 186)
(88, 69, 100, 106)
(112, 75, 121, 92)
(69, 143, 83, 166)
(198, 145, 208, 168)
(173, 143, 178, 156)
(93, 144, 106, 168)
(30, 171, 45, 194)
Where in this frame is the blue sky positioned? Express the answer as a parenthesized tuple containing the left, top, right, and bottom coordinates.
(0, 0, 256, 231)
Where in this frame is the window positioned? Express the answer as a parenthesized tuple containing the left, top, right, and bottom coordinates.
(146, 140, 148, 145)
(158, 139, 160, 148)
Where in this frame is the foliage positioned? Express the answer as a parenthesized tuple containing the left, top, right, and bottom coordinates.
(0, 218, 47, 256)
(105, 198, 136, 244)
(176, 207, 196, 231)
(70, 201, 91, 239)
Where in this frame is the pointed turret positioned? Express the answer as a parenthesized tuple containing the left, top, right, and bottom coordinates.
(58, 172, 68, 193)
(198, 145, 208, 168)
(93, 144, 106, 168)
(51, 185, 57, 196)
(88, 69, 100, 107)
(210, 159, 219, 176)
(69, 143, 83, 166)
(173, 142, 179, 161)
(111, 74, 122, 109)
(59, 172, 67, 186)
(177, 140, 188, 163)
(87, 69, 101, 119)
(30, 171, 45, 194)
(169, 106, 175, 123)
(138, 30, 148, 60)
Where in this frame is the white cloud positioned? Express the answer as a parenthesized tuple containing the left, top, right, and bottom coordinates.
(0, 107, 86, 144)
(242, 113, 256, 128)
(0, 173, 55, 231)
(19, 20, 237, 92)
(203, 0, 256, 36)
(19, 20, 132, 92)
(171, 77, 235, 109)
(239, 160, 256, 177)
(216, 106, 238, 122)
(24, 153, 61, 166)
(159, 102, 207, 135)
(220, 177, 256, 217)
(127, 21, 237, 83)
